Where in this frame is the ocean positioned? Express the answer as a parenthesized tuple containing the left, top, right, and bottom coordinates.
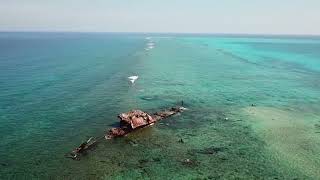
(0, 32, 320, 179)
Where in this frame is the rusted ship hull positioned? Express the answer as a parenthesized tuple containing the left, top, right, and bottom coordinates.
(105, 106, 185, 139)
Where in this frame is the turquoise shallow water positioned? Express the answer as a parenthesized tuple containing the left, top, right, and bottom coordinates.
(0, 32, 320, 179)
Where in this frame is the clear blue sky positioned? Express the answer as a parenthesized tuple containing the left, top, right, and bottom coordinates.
(0, 0, 319, 34)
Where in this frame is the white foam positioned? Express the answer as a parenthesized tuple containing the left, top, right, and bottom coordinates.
(144, 40, 156, 51)
(128, 75, 139, 84)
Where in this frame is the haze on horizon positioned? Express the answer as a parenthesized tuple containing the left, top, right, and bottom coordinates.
(0, 0, 319, 35)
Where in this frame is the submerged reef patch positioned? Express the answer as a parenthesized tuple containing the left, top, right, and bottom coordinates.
(243, 106, 320, 179)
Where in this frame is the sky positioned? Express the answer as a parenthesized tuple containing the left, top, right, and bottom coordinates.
(0, 0, 319, 35)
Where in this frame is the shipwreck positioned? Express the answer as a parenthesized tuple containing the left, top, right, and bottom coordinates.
(106, 106, 185, 139)
(66, 105, 186, 160)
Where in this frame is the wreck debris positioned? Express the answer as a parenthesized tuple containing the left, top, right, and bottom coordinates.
(153, 107, 185, 121)
(65, 137, 98, 160)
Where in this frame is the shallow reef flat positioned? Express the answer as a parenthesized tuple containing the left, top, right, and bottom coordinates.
(243, 106, 320, 178)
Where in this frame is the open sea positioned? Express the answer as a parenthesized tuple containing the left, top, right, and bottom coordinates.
(0, 32, 320, 179)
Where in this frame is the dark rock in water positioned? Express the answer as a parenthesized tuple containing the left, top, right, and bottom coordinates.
(185, 133, 196, 137)
(129, 140, 139, 147)
(178, 138, 184, 143)
(139, 95, 159, 101)
(141, 96, 154, 101)
(152, 157, 161, 162)
(138, 159, 149, 164)
(138, 159, 150, 168)
(201, 147, 224, 154)
(189, 146, 225, 155)
(220, 157, 228, 161)
(181, 158, 198, 167)
(1, 162, 8, 167)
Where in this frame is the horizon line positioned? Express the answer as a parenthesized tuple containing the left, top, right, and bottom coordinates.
(0, 30, 320, 37)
